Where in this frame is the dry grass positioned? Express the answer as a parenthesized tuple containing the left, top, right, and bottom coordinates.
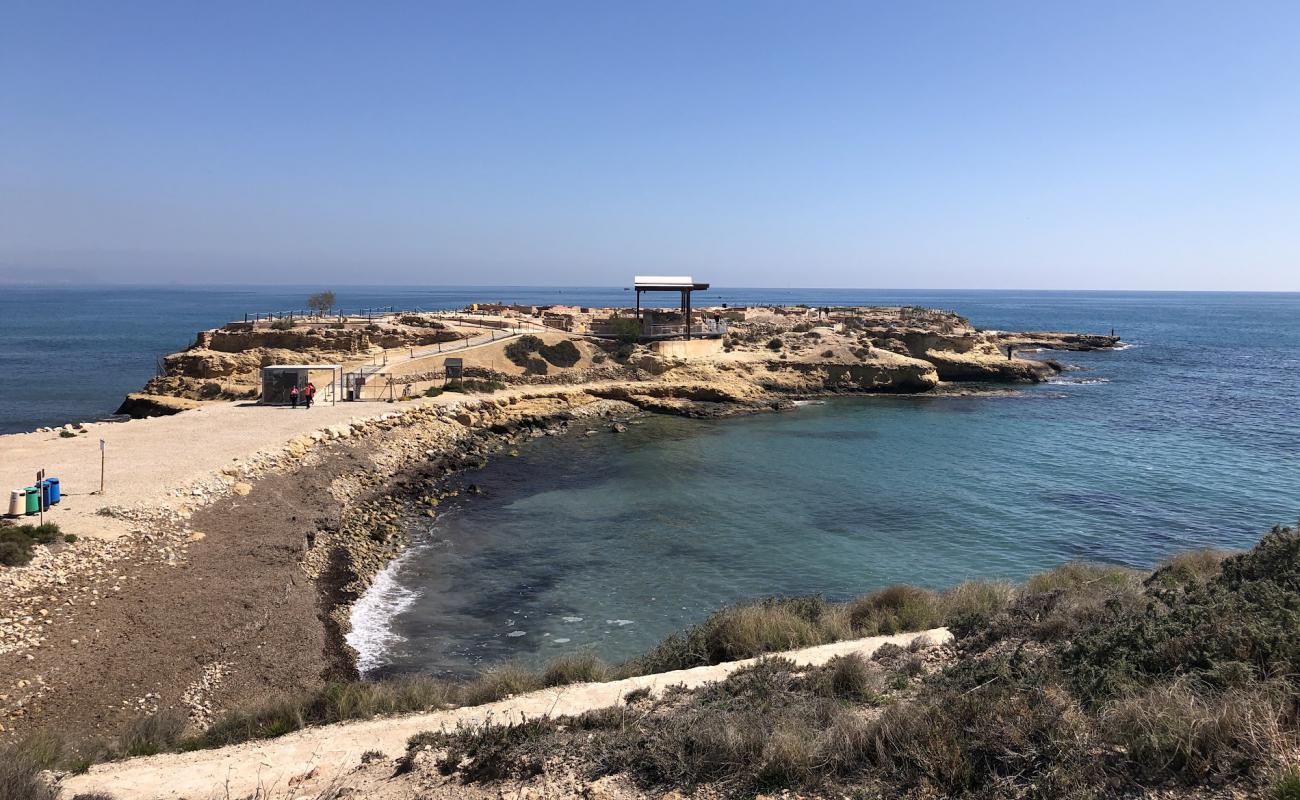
(1148, 548, 1232, 588)
(1101, 680, 1295, 782)
(847, 585, 943, 635)
(540, 651, 609, 687)
(0, 732, 61, 800)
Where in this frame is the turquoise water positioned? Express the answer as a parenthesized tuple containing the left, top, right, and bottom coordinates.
(350, 292, 1300, 677)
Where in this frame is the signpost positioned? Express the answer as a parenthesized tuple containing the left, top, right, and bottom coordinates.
(100, 439, 106, 495)
(35, 469, 44, 526)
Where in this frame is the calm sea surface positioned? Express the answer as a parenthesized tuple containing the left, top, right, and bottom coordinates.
(2, 287, 1297, 676)
(345, 290, 1300, 676)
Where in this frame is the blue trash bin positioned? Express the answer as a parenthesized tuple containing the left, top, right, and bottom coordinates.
(42, 477, 61, 505)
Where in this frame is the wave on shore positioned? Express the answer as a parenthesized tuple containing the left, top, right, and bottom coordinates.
(346, 549, 421, 675)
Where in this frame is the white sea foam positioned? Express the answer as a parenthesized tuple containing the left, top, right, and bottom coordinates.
(346, 550, 420, 676)
(791, 400, 826, 407)
(1047, 376, 1111, 385)
(561, 616, 583, 623)
(507, 630, 527, 637)
(552, 638, 571, 644)
(605, 619, 635, 626)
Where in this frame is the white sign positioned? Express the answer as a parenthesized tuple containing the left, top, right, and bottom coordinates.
(100, 439, 106, 452)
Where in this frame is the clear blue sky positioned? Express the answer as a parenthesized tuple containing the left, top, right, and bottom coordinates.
(3, 1, 1298, 289)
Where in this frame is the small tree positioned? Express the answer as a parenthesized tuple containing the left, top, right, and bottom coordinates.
(307, 291, 336, 317)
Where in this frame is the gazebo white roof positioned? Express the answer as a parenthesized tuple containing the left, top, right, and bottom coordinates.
(633, 276, 710, 291)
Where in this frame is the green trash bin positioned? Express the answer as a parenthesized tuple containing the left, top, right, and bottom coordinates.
(23, 486, 39, 515)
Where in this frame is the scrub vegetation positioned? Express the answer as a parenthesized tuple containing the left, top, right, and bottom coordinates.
(402, 526, 1300, 798)
(0, 521, 64, 567)
(28, 526, 1300, 800)
(504, 335, 582, 369)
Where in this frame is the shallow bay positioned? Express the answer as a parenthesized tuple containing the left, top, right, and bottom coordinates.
(355, 292, 1300, 677)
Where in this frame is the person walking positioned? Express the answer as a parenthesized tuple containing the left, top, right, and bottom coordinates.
(289, 384, 300, 409)
(304, 382, 316, 409)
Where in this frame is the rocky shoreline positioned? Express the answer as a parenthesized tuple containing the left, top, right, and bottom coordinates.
(1, 303, 1123, 745)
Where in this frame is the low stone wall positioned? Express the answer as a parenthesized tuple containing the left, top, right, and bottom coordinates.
(649, 338, 724, 358)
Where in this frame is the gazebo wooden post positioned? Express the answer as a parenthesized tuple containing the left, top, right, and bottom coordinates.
(684, 289, 692, 340)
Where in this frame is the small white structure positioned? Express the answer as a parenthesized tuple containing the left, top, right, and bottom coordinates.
(632, 276, 712, 340)
(260, 364, 341, 406)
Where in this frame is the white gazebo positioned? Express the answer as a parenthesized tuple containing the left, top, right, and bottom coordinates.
(633, 276, 711, 339)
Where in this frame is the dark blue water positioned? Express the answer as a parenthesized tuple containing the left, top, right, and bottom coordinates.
(339, 291, 1300, 676)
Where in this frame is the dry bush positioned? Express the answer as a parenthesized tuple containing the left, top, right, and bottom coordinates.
(627, 595, 852, 674)
(541, 651, 609, 687)
(460, 663, 543, 707)
(1147, 548, 1231, 589)
(847, 585, 942, 635)
(1023, 561, 1140, 595)
(0, 732, 61, 800)
(116, 708, 188, 757)
(1101, 680, 1295, 782)
(868, 682, 1096, 796)
(940, 580, 1015, 627)
(820, 653, 880, 702)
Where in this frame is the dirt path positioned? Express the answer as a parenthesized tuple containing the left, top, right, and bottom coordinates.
(60, 628, 949, 800)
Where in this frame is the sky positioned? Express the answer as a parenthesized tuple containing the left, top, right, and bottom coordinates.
(2, 1, 1298, 290)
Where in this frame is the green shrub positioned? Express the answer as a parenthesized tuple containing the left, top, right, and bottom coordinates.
(269, 318, 295, 331)
(0, 537, 34, 567)
(1067, 526, 1300, 700)
(60, 430, 77, 438)
(766, 337, 783, 350)
(0, 522, 62, 567)
(1273, 767, 1300, 800)
(442, 379, 506, 394)
(605, 317, 641, 344)
(505, 335, 582, 369)
(504, 335, 544, 367)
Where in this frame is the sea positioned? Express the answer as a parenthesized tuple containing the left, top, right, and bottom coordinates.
(2, 286, 1298, 676)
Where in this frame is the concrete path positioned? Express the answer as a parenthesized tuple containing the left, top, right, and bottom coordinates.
(60, 628, 949, 800)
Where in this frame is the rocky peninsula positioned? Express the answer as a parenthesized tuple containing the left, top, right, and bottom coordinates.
(0, 303, 1121, 797)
